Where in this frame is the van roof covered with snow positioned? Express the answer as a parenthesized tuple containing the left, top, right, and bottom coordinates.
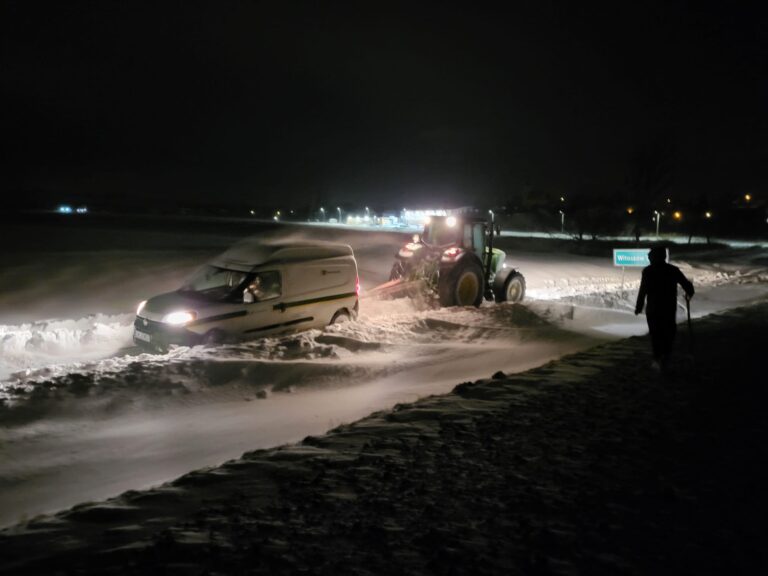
(210, 240, 354, 272)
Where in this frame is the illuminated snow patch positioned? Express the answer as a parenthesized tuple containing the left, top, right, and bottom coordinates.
(0, 314, 135, 381)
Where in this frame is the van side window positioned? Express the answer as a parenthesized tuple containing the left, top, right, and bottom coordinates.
(246, 271, 281, 302)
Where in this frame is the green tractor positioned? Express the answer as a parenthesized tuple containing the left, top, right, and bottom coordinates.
(388, 215, 525, 307)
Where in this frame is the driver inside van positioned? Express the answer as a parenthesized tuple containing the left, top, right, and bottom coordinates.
(243, 272, 280, 303)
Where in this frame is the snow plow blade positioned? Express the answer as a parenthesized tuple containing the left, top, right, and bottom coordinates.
(364, 278, 429, 300)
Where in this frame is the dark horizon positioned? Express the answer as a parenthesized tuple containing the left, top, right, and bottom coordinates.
(3, 2, 767, 209)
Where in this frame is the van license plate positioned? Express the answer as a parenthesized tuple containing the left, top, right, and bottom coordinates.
(134, 329, 151, 343)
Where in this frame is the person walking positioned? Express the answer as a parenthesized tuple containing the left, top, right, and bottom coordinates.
(635, 246, 695, 369)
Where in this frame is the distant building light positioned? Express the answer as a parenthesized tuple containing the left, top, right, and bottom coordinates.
(745, 193, 752, 202)
(705, 211, 712, 219)
(666, 198, 672, 204)
(627, 207, 634, 215)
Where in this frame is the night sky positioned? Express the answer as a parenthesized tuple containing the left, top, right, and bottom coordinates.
(2, 1, 766, 210)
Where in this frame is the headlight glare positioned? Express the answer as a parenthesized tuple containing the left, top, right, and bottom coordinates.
(163, 310, 197, 325)
(136, 300, 147, 316)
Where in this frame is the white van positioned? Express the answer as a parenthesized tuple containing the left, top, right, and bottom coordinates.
(133, 240, 359, 349)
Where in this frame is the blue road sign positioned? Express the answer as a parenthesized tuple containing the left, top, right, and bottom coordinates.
(613, 248, 651, 267)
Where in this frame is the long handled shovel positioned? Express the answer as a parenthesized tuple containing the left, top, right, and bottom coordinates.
(685, 295, 694, 354)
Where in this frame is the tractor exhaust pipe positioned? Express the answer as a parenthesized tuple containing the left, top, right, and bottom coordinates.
(483, 211, 495, 299)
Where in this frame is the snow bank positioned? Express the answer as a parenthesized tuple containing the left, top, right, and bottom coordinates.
(0, 302, 563, 407)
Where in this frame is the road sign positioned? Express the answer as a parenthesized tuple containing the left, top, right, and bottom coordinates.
(613, 248, 671, 267)
(613, 248, 651, 267)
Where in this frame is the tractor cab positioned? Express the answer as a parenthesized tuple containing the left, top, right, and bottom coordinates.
(420, 215, 505, 274)
(421, 215, 486, 256)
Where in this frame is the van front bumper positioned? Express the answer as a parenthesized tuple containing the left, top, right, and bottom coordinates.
(133, 317, 202, 349)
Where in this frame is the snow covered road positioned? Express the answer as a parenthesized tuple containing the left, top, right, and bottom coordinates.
(0, 302, 600, 526)
(0, 219, 766, 527)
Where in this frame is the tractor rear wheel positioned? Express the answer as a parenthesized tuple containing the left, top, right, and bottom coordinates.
(438, 258, 485, 307)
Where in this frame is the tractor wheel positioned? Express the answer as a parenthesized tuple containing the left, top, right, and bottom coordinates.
(438, 258, 485, 307)
(389, 261, 406, 281)
(494, 271, 526, 303)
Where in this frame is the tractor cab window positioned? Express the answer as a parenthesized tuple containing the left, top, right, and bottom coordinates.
(473, 224, 485, 254)
(423, 220, 460, 245)
(462, 223, 486, 254)
(463, 224, 473, 249)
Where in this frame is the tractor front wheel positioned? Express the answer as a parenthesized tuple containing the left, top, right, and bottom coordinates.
(493, 270, 526, 303)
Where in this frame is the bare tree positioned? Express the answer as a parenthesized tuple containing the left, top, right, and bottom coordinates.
(625, 134, 676, 238)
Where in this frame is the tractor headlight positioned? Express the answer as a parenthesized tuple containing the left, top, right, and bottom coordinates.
(441, 247, 463, 262)
(162, 310, 197, 325)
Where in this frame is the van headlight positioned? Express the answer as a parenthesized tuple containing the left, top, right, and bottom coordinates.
(162, 310, 197, 325)
(136, 300, 147, 316)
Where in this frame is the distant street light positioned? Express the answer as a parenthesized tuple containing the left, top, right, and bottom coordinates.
(705, 211, 712, 219)
(337, 206, 342, 222)
(654, 210, 661, 237)
(745, 193, 752, 202)
(673, 211, 682, 221)
(320, 207, 325, 221)
(488, 209, 494, 221)
(558, 209, 565, 233)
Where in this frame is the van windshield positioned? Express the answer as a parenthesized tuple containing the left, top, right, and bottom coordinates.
(178, 266, 249, 302)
